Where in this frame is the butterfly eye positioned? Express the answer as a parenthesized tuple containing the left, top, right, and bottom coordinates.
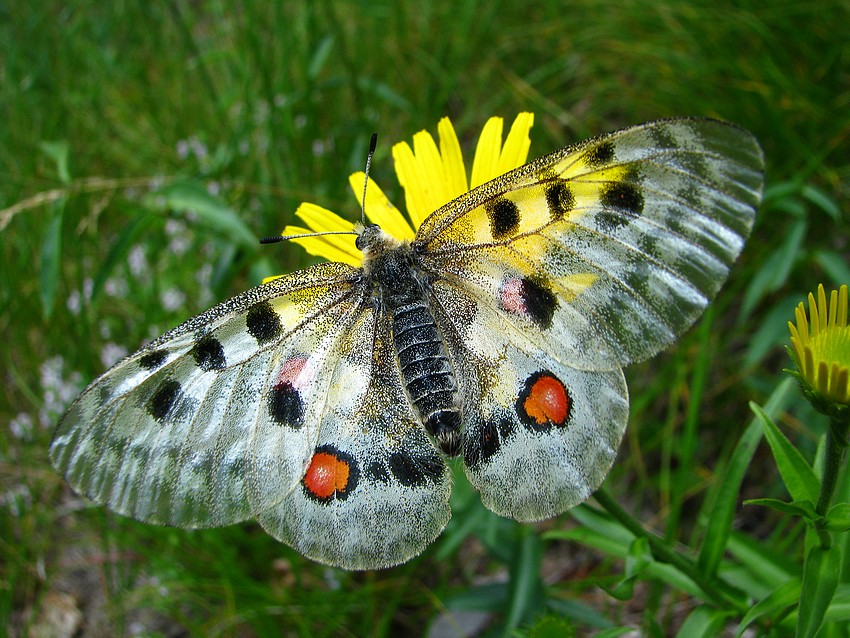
(355, 224, 381, 250)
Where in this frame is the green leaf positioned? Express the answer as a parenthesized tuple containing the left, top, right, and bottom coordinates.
(444, 582, 507, 612)
(814, 250, 850, 285)
(824, 503, 850, 532)
(698, 379, 794, 576)
(735, 577, 801, 637)
(504, 527, 544, 631)
(676, 607, 733, 638)
(726, 531, 798, 591)
(526, 615, 576, 638)
(546, 599, 613, 630)
(751, 401, 819, 503)
(39, 202, 64, 319)
(743, 497, 817, 520)
(606, 536, 652, 600)
(592, 628, 638, 638)
(39, 140, 71, 184)
(308, 35, 335, 80)
(801, 184, 840, 220)
(740, 220, 806, 320)
(558, 512, 708, 600)
(356, 77, 413, 111)
(146, 180, 257, 250)
(798, 545, 840, 638)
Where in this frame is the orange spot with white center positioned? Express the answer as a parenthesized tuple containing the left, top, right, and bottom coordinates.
(303, 450, 351, 500)
(523, 374, 570, 426)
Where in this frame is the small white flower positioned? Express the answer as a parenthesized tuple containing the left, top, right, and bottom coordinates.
(100, 343, 129, 368)
(9, 412, 34, 440)
(160, 288, 186, 313)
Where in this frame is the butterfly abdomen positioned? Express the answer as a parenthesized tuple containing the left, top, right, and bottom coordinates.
(393, 300, 462, 455)
(366, 243, 462, 456)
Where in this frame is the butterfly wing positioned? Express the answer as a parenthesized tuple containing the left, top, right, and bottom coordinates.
(416, 118, 764, 371)
(417, 118, 764, 520)
(51, 260, 451, 569)
(51, 262, 367, 527)
(425, 276, 628, 521)
(257, 312, 451, 569)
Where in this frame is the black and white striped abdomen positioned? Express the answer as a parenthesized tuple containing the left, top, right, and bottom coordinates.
(392, 300, 461, 454)
(359, 231, 463, 456)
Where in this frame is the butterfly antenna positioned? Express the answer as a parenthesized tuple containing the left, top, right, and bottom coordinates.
(361, 132, 378, 226)
(259, 230, 358, 245)
(260, 133, 377, 246)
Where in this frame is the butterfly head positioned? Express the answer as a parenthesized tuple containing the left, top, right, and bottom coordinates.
(356, 223, 405, 264)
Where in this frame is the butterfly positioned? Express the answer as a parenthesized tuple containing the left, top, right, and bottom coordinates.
(50, 117, 764, 570)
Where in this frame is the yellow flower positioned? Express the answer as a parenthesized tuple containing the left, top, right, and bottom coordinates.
(789, 284, 850, 416)
(274, 113, 535, 269)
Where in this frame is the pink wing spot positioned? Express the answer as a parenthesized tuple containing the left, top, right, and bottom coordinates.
(275, 356, 313, 390)
(500, 277, 527, 315)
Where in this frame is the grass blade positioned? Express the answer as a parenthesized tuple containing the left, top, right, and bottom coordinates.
(698, 378, 795, 576)
(751, 401, 819, 503)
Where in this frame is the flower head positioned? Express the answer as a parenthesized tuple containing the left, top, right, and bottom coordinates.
(788, 284, 850, 418)
(272, 114, 535, 271)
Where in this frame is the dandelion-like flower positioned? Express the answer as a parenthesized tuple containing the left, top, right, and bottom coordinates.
(788, 284, 850, 420)
(273, 113, 535, 269)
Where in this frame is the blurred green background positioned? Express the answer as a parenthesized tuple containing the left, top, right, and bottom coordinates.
(2, 1, 848, 636)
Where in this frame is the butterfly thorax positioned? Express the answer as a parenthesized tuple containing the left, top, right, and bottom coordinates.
(358, 224, 462, 456)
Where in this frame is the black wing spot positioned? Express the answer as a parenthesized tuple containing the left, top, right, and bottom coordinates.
(147, 379, 182, 422)
(601, 182, 644, 215)
(597, 182, 644, 231)
(366, 460, 391, 483)
(464, 416, 515, 468)
(267, 382, 305, 428)
(583, 140, 615, 167)
(521, 277, 559, 328)
(544, 182, 575, 221)
(246, 300, 282, 344)
(139, 350, 167, 371)
(485, 198, 521, 239)
(192, 336, 226, 371)
(388, 450, 444, 488)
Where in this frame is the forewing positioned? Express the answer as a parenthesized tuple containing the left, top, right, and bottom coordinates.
(49, 262, 368, 528)
(257, 313, 452, 570)
(416, 118, 764, 369)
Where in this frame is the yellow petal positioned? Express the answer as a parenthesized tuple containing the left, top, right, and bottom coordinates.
(438, 117, 468, 200)
(347, 172, 415, 240)
(289, 203, 361, 265)
(295, 203, 356, 233)
(392, 130, 448, 228)
(470, 116, 504, 188)
(280, 223, 362, 267)
(497, 112, 535, 175)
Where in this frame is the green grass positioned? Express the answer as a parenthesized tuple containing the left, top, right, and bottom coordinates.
(2, 1, 850, 636)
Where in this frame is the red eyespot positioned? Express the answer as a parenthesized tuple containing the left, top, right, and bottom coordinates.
(519, 372, 570, 428)
(302, 447, 356, 502)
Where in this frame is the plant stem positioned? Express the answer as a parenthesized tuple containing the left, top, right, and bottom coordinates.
(593, 488, 748, 612)
(815, 418, 850, 541)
